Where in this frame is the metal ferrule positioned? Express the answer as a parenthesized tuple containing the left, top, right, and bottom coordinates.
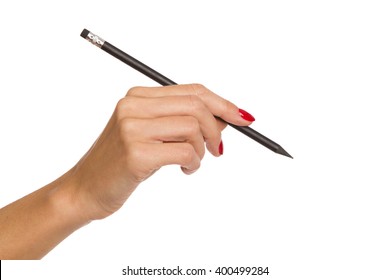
(86, 31, 105, 48)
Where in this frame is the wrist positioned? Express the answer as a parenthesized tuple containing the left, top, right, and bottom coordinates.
(49, 168, 92, 231)
(0, 168, 92, 259)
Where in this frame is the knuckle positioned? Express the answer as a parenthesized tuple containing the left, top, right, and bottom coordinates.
(115, 97, 129, 120)
(117, 117, 138, 141)
(180, 143, 197, 164)
(185, 116, 201, 136)
(198, 146, 206, 160)
(190, 83, 207, 96)
(222, 99, 231, 115)
(115, 96, 139, 120)
(188, 94, 206, 113)
(116, 97, 127, 110)
(124, 143, 147, 183)
(126, 86, 143, 97)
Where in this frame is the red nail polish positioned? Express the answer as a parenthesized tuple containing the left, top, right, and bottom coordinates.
(239, 108, 256, 122)
(219, 140, 224, 155)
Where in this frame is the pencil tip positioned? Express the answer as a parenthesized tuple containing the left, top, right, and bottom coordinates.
(276, 147, 293, 159)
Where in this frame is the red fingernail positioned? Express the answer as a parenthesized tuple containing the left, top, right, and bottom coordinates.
(239, 108, 256, 122)
(219, 140, 224, 155)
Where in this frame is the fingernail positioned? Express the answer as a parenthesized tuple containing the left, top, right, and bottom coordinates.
(239, 108, 256, 122)
(219, 140, 224, 155)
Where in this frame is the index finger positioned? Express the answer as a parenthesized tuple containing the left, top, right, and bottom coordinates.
(126, 84, 254, 126)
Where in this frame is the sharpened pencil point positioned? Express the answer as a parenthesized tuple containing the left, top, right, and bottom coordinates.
(276, 147, 293, 159)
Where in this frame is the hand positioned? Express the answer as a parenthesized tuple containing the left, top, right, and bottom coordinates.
(65, 84, 255, 221)
(0, 83, 256, 259)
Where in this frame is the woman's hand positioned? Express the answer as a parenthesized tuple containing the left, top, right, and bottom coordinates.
(67, 84, 255, 221)
(0, 83, 255, 259)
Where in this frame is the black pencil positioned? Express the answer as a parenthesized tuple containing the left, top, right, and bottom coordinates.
(80, 29, 292, 158)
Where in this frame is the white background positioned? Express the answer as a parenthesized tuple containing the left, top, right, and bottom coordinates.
(1, 0, 389, 279)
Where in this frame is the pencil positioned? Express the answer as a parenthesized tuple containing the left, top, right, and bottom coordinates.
(80, 29, 292, 158)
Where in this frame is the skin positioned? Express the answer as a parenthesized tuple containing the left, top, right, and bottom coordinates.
(0, 84, 254, 259)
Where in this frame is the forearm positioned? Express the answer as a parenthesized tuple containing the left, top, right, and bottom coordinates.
(0, 169, 89, 259)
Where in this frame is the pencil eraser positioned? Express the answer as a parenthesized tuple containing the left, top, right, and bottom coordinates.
(80, 29, 90, 39)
